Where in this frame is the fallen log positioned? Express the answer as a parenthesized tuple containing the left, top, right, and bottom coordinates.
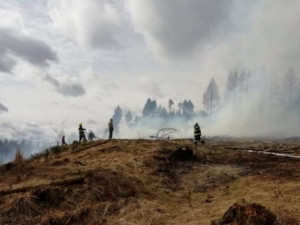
(0, 186, 37, 195)
(50, 176, 85, 186)
(0, 176, 85, 196)
(71, 140, 111, 154)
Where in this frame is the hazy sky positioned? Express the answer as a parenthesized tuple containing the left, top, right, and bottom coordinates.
(0, 0, 300, 140)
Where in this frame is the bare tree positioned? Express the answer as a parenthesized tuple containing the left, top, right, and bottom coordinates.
(52, 117, 69, 145)
(203, 78, 221, 118)
(224, 70, 239, 104)
(177, 102, 183, 115)
(281, 68, 298, 108)
(238, 71, 247, 103)
(224, 69, 251, 106)
(269, 75, 281, 109)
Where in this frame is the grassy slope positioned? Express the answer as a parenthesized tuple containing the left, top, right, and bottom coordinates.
(0, 138, 300, 224)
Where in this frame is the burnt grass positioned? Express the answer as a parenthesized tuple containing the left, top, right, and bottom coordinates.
(150, 147, 199, 190)
(204, 146, 300, 180)
(150, 144, 300, 192)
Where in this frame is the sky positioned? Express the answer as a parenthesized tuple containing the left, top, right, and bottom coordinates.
(0, 0, 300, 142)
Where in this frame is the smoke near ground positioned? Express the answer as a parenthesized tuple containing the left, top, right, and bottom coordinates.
(112, 68, 300, 139)
(1, 0, 300, 161)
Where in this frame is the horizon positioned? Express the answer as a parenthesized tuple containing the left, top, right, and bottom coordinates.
(1, 0, 300, 143)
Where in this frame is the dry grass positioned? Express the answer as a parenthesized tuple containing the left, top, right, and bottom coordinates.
(14, 148, 24, 166)
(0, 139, 300, 224)
(0, 193, 41, 217)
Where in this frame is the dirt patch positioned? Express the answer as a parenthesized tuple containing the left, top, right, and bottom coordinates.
(152, 147, 197, 169)
(31, 187, 65, 207)
(150, 147, 198, 190)
(170, 147, 196, 162)
(194, 171, 239, 193)
(212, 200, 277, 225)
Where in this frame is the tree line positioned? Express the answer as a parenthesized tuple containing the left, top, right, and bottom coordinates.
(111, 68, 300, 132)
(0, 139, 46, 164)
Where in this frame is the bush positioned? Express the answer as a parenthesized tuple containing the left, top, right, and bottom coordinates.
(50, 146, 62, 154)
(71, 141, 80, 151)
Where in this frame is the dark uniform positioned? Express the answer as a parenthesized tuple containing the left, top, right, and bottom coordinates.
(62, 135, 67, 146)
(88, 131, 96, 141)
(78, 123, 86, 142)
(108, 119, 114, 139)
(194, 123, 201, 144)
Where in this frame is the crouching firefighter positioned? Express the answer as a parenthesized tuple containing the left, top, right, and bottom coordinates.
(78, 123, 87, 142)
(194, 122, 204, 145)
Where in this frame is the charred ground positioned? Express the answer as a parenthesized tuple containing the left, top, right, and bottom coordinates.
(0, 138, 300, 224)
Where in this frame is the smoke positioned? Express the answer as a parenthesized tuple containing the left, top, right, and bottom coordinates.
(206, 70, 300, 137)
(48, 0, 129, 50)
(105, 0, 300, 138)
(112, 67, 300, 139)
(2, 0, 300, 142)
(126, 0, 233, 59)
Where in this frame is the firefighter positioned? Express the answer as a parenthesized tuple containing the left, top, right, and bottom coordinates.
(62, 135, 67, 147)
(194, 122, 202, 145)
(88, 130, 96, 141)
(108, 118, 114, 139)
(78, 123, 86, 142)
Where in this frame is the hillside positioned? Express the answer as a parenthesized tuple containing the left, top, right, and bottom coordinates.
(1, 138, 300, 224)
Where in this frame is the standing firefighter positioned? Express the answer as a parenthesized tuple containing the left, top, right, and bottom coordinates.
(108, 118, 114, 139)
(78, 123, 86, 142)
(62, 135, 67, 147)
(88, 130, 96, 141)
(194, 122, 203, 145)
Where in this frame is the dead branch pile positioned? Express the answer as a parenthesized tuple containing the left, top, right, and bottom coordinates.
(150, 128, 182, 139)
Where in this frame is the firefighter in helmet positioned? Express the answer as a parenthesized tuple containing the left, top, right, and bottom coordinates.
(78, 123, 86, 142)
(194, 122, 202, 145)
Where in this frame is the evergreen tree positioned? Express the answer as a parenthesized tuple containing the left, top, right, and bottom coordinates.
(181, 100, 194, 118)
(224, 70, 239, 104)
(168, 99, 174, 112)
(125, 110, 133, 126)
(156, 106, 168, 119)
(133, 115, 140, 125)
(142, 98, 157, 117)
(112, 106, 122, 132)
